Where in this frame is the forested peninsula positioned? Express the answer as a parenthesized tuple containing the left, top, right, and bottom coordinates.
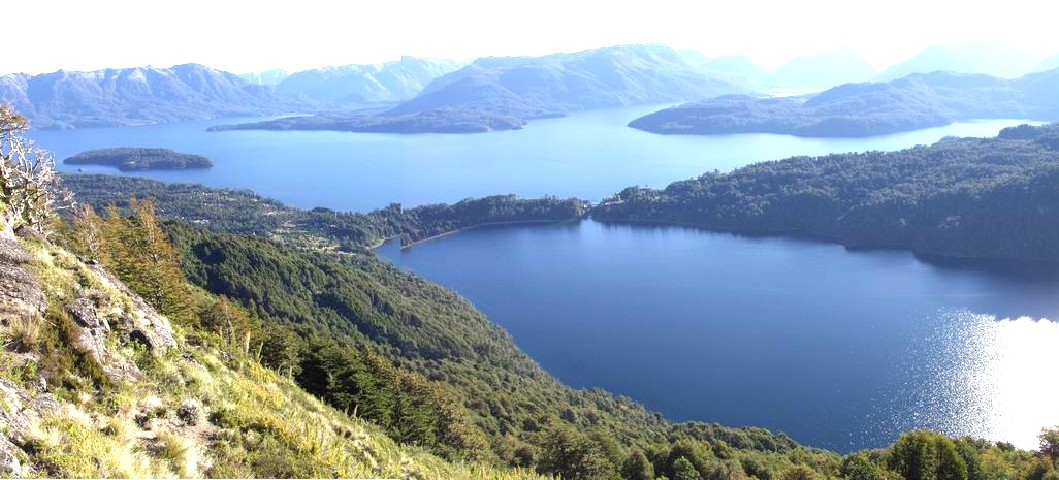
(64, 148, 213, 170)
(594, 123, 1059, 262)
(61, 174, 589, 249)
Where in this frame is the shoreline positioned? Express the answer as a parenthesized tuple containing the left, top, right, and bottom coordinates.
(591, 217, 1059, 265)
(376, 218, 585, 252)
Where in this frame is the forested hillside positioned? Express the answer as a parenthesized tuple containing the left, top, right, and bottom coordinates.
(57, 173, 1059, 480)
(62, 174, 588, 249)
(596, 123, 1059, 261)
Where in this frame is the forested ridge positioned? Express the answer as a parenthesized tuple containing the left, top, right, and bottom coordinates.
(61, 174, 588, 250)
(595, 123, 1059, 262)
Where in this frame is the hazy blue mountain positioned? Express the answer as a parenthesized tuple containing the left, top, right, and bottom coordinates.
(0, 64, 299, 129)
(677, 48, 711, 66)
(387, 44, 751, 118)
(275, 56, 462, 105)
(770, 48, 877, 90)
(876, 44, 1038, 81)
(1034, 53, 1059, 73)
(239, 69, 290, 86)
(1015, 66, 1059, 118)
(703, 55, 772, 88)
(629, 69, 1056, 137)
(214, 44, 754, 134)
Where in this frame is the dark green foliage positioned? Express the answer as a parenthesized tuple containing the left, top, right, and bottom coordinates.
(64, 148, 213, 170)
(840, 453, 886, 480)
(1040, 427, 1059, 460)
(62, 173, 587, 248)
(594, 124, 1059, 261)
(887, 430, 968, 480)
(673, 456, 702, 480)
(668, 423, 799, 452)
(537, 422, 618, 479)
(779, 465, 823, 480)
(622, 450, 656, 480)
(954, 438, 985, 480)
(38, 302, 112, 394)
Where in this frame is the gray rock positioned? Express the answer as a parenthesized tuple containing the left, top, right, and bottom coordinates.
(0, 239, 45, 323)
(65, 295, 109, 366)
(84, 264, 176, 352)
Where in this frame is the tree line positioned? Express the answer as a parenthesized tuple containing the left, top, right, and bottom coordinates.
(595, 124, 1059, 262)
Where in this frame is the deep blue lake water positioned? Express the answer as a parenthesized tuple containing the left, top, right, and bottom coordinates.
(381, 221, 1059, 452)
(30, 107, 1057, 452)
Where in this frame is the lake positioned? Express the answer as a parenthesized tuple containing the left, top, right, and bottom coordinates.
(32, 106, 1042, 212)
(31, 106, 1056, 452)
(380, 220, 1059, 452)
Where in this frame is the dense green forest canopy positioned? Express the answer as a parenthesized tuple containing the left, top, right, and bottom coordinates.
(594, 123, 1059, 261)
(64, 148, 213, 170)
(61, 174, 588, 249)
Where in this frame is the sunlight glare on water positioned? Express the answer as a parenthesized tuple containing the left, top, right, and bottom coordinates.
(908, 311, 1059, 449)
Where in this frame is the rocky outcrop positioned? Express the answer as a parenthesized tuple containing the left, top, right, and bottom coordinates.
(0, 379, 61, 477)
(84, 262, 176, 352)
(0, 238, 45, 323)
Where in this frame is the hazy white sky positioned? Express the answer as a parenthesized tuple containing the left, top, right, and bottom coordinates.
(7, 0, 1057, 74)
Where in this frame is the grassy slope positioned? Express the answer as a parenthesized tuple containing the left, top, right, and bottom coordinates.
(0, 234, 540, 479)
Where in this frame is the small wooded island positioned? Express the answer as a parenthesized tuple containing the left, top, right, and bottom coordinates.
(64, 148, 214, 170)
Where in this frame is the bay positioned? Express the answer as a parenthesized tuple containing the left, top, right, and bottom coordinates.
(380, 220, 1059, 452)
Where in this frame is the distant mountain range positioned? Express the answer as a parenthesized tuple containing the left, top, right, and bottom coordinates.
(213, 44, 755, 134)
(629, 68, 1059, 137)
(1035, 53, 1059, 73)
(675, 48, 877, 92)
(274, 56, 463, 105)
(769, 48, 877, 91)
(0, 64, 301, 129)
(5, 43, 1056, 133)
(876, 44, 1039, 81)
(238, 69, 290, 86)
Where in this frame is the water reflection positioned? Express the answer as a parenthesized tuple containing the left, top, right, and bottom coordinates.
(382, 220, 1059, 451)
(896, 311, 1059, 449)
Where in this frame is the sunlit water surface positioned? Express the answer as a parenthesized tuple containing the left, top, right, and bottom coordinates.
(380, 221, 1059, 452)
